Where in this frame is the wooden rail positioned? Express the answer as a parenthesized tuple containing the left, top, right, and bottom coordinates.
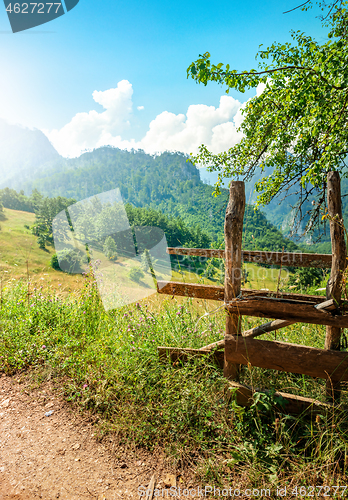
(198, 299, 338, 351)
(157, 280, 325, 304)
(167, 247, 332, 268)
(225, 334, 348, 381)
(227, 381, 330, 415)
(226, 296, 348, 328)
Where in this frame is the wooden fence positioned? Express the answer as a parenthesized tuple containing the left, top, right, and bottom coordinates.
(157, 171, 348, 413)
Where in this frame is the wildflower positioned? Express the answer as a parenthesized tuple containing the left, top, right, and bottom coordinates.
(83, 384, 88, 389)
(42, 345, 46, 349)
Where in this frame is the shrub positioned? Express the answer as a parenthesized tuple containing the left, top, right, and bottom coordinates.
(50, 253, 60, 270)
(51, 248, 87, 274)
(127, 266, 145, 282)
(288, 267, 327, 290)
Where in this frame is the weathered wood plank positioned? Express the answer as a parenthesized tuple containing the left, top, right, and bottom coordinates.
(199, 300, 337, 350)
(167, 247, 332, 268)
(225, 335, 348, 381)
(243, 298, 336, 338)
(227, 381, 331, 415)
(199, 339, 225, 351)
(224, 180, 245, 380)
(244, 298, 338, 339)
(243, 319, 295, 338)
(157, 280, 325, 304)
(158, 347, 224, 369)
(225, 296, 348, 328)
(157, 281, 225, 301)
(325, 172, 347, 401)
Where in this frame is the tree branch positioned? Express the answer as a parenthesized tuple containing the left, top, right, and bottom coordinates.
(283, 1, 311, 14)
(215, 65, 346, 91)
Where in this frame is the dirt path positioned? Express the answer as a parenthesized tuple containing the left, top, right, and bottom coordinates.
(0, 373, 181, 500)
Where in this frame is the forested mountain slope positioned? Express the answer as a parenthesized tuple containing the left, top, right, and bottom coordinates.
(0, 147, 297, 250)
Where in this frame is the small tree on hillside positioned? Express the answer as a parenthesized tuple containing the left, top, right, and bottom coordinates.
(103, 236, 118, 261)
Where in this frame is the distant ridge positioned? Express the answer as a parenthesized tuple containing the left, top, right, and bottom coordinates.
(0, 119, 60, 189)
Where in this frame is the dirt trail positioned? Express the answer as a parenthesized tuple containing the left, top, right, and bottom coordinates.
(0, 373, 180, 500)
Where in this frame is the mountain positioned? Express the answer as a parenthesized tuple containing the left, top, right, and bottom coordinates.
(0, 119, 61, 189)
(199, 165, 348, 251)
(0, 119, 335, 251)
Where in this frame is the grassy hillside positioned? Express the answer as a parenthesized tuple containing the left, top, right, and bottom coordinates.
(0, 208, 221, 294)
(0, 206, 302, 298)
(0, 208, 85, 294)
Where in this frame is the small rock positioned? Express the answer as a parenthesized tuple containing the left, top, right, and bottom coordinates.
(0, 466, 5, 473)
(0, 399, 10, 408)
(45, 410, 54, 417)
(163, 474, 176, 488)
(45, 402, 54, 409)
(74, 458, 80, 462)
(71, 443, 80, 450)
(120, 463, 128, 469)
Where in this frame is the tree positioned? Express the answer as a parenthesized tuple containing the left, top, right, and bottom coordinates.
(103, 236, 118, 261)
(127, 266, 145, 283)
(31, 195, 76, 248)
(187, 2, 348, 236)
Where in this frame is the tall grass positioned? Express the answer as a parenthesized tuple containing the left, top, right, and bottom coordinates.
(0, 266, 348, 490)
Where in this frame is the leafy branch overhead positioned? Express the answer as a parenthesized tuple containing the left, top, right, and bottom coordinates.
(187, 2, 348, 233)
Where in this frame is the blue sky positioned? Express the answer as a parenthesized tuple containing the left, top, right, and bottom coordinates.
(0, 0, 327, 157)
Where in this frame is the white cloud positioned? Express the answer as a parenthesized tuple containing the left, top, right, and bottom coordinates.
(136, 95, 243, 155)
(44, 80, 255, 158)
(45, 80, 133, 157)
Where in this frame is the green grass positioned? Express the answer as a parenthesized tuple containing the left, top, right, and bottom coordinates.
(1, 208, 347, 491)
(1, 267, 348, 492)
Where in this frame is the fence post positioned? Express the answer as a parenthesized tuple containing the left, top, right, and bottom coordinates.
(325, 171, 347, 402)
(224, 181, 245, 380)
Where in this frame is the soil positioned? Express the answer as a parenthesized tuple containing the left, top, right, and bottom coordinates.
(0, 373, 187, 500)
